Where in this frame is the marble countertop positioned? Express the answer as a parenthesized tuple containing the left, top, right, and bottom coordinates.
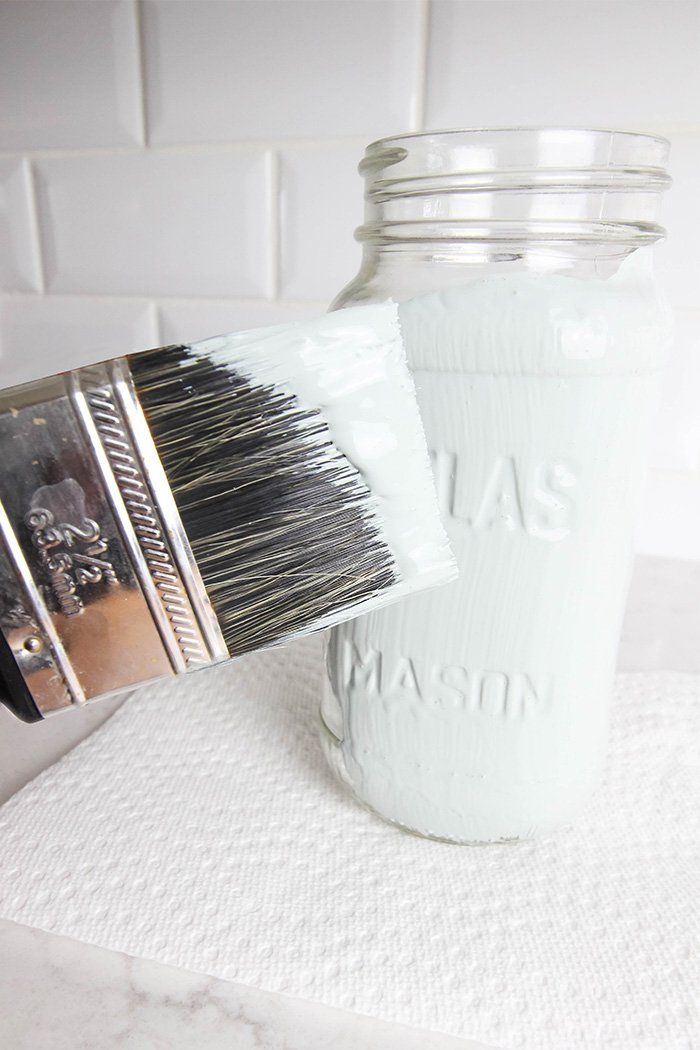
(0, 920, 490, 1049)
(0, 555, 696, 1049)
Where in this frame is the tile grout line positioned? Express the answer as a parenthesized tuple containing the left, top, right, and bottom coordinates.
(0, 127, 697, 161)
(132, 0, 149, 147)
(0, 127, 696, 161)
(265, 150, 282, 301)
(410, 0, 431, 132)
(23, 159, 46, 295)
(0, 137, 373, 163)
(0, 289, 331, 309)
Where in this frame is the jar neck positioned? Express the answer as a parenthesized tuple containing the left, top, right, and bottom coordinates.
(332, 238, 658, 308)
(334, 129, 670, 305)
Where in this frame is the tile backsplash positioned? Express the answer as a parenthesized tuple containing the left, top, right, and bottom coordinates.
(34, 149, 270, 297)
(1, 0, 698, 559)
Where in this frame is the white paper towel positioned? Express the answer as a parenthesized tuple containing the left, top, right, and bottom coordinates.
(0, 637, 697, 1050)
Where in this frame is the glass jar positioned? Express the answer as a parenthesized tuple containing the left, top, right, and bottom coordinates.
(322, 128, 672, 843)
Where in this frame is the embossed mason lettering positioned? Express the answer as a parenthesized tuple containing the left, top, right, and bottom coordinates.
(430, 449, 578, 540)
(340, 642, 551, 718)
(346, 643, 382, 693)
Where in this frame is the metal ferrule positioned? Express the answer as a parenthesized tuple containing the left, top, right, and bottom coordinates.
(0, 359, 229, 717)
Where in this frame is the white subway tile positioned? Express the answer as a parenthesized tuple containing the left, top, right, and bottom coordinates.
(635, 469, 700, 561)
(655, 134, 700, 311)
(0, 1, 143, 150)
(35, 151, 268, 298)
(425, 1, 700, 129)
(158, 299, 325, 346)
(141, 0, 419, 144)
(0, 296, 158, 387)
(649, 312, 700, 473)
(279, 145, 363, 302)
(0, 159, 41, 292)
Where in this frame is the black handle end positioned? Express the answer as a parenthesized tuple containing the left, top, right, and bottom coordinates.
(0, 630, 43, 722)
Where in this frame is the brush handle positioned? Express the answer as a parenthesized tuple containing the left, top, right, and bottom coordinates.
(0, 628, 42, 722)
(0, 361, 228, 721)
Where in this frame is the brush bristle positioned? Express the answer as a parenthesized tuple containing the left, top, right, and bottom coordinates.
(129, 344, 398, 658)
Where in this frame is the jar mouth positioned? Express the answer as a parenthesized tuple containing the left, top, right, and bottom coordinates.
(364, 126, 670, 153)
(358, 128, 670, 245)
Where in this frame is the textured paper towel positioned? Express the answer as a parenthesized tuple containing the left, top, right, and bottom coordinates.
(0, 637, 697, 1050)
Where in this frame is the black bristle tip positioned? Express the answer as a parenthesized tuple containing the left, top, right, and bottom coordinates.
(128, 344, 398, 658)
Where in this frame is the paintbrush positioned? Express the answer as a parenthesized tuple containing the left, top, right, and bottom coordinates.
(0, 302, 454, 721)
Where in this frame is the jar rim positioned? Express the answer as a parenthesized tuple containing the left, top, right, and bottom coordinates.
(361, 127, 670, 183)
(365, 126, 670, 152)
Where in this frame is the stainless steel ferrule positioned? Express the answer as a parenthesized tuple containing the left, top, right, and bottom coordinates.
(0, 359, 229, 718)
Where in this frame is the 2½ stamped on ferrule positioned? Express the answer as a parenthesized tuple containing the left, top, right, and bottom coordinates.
(25, 506, 117, 616)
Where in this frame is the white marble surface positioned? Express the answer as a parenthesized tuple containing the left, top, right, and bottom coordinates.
(0, 554, 696, 1049)
(0, 919, 491, 1050)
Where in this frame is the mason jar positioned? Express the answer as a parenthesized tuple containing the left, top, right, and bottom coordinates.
(322, 128, 672, 843)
